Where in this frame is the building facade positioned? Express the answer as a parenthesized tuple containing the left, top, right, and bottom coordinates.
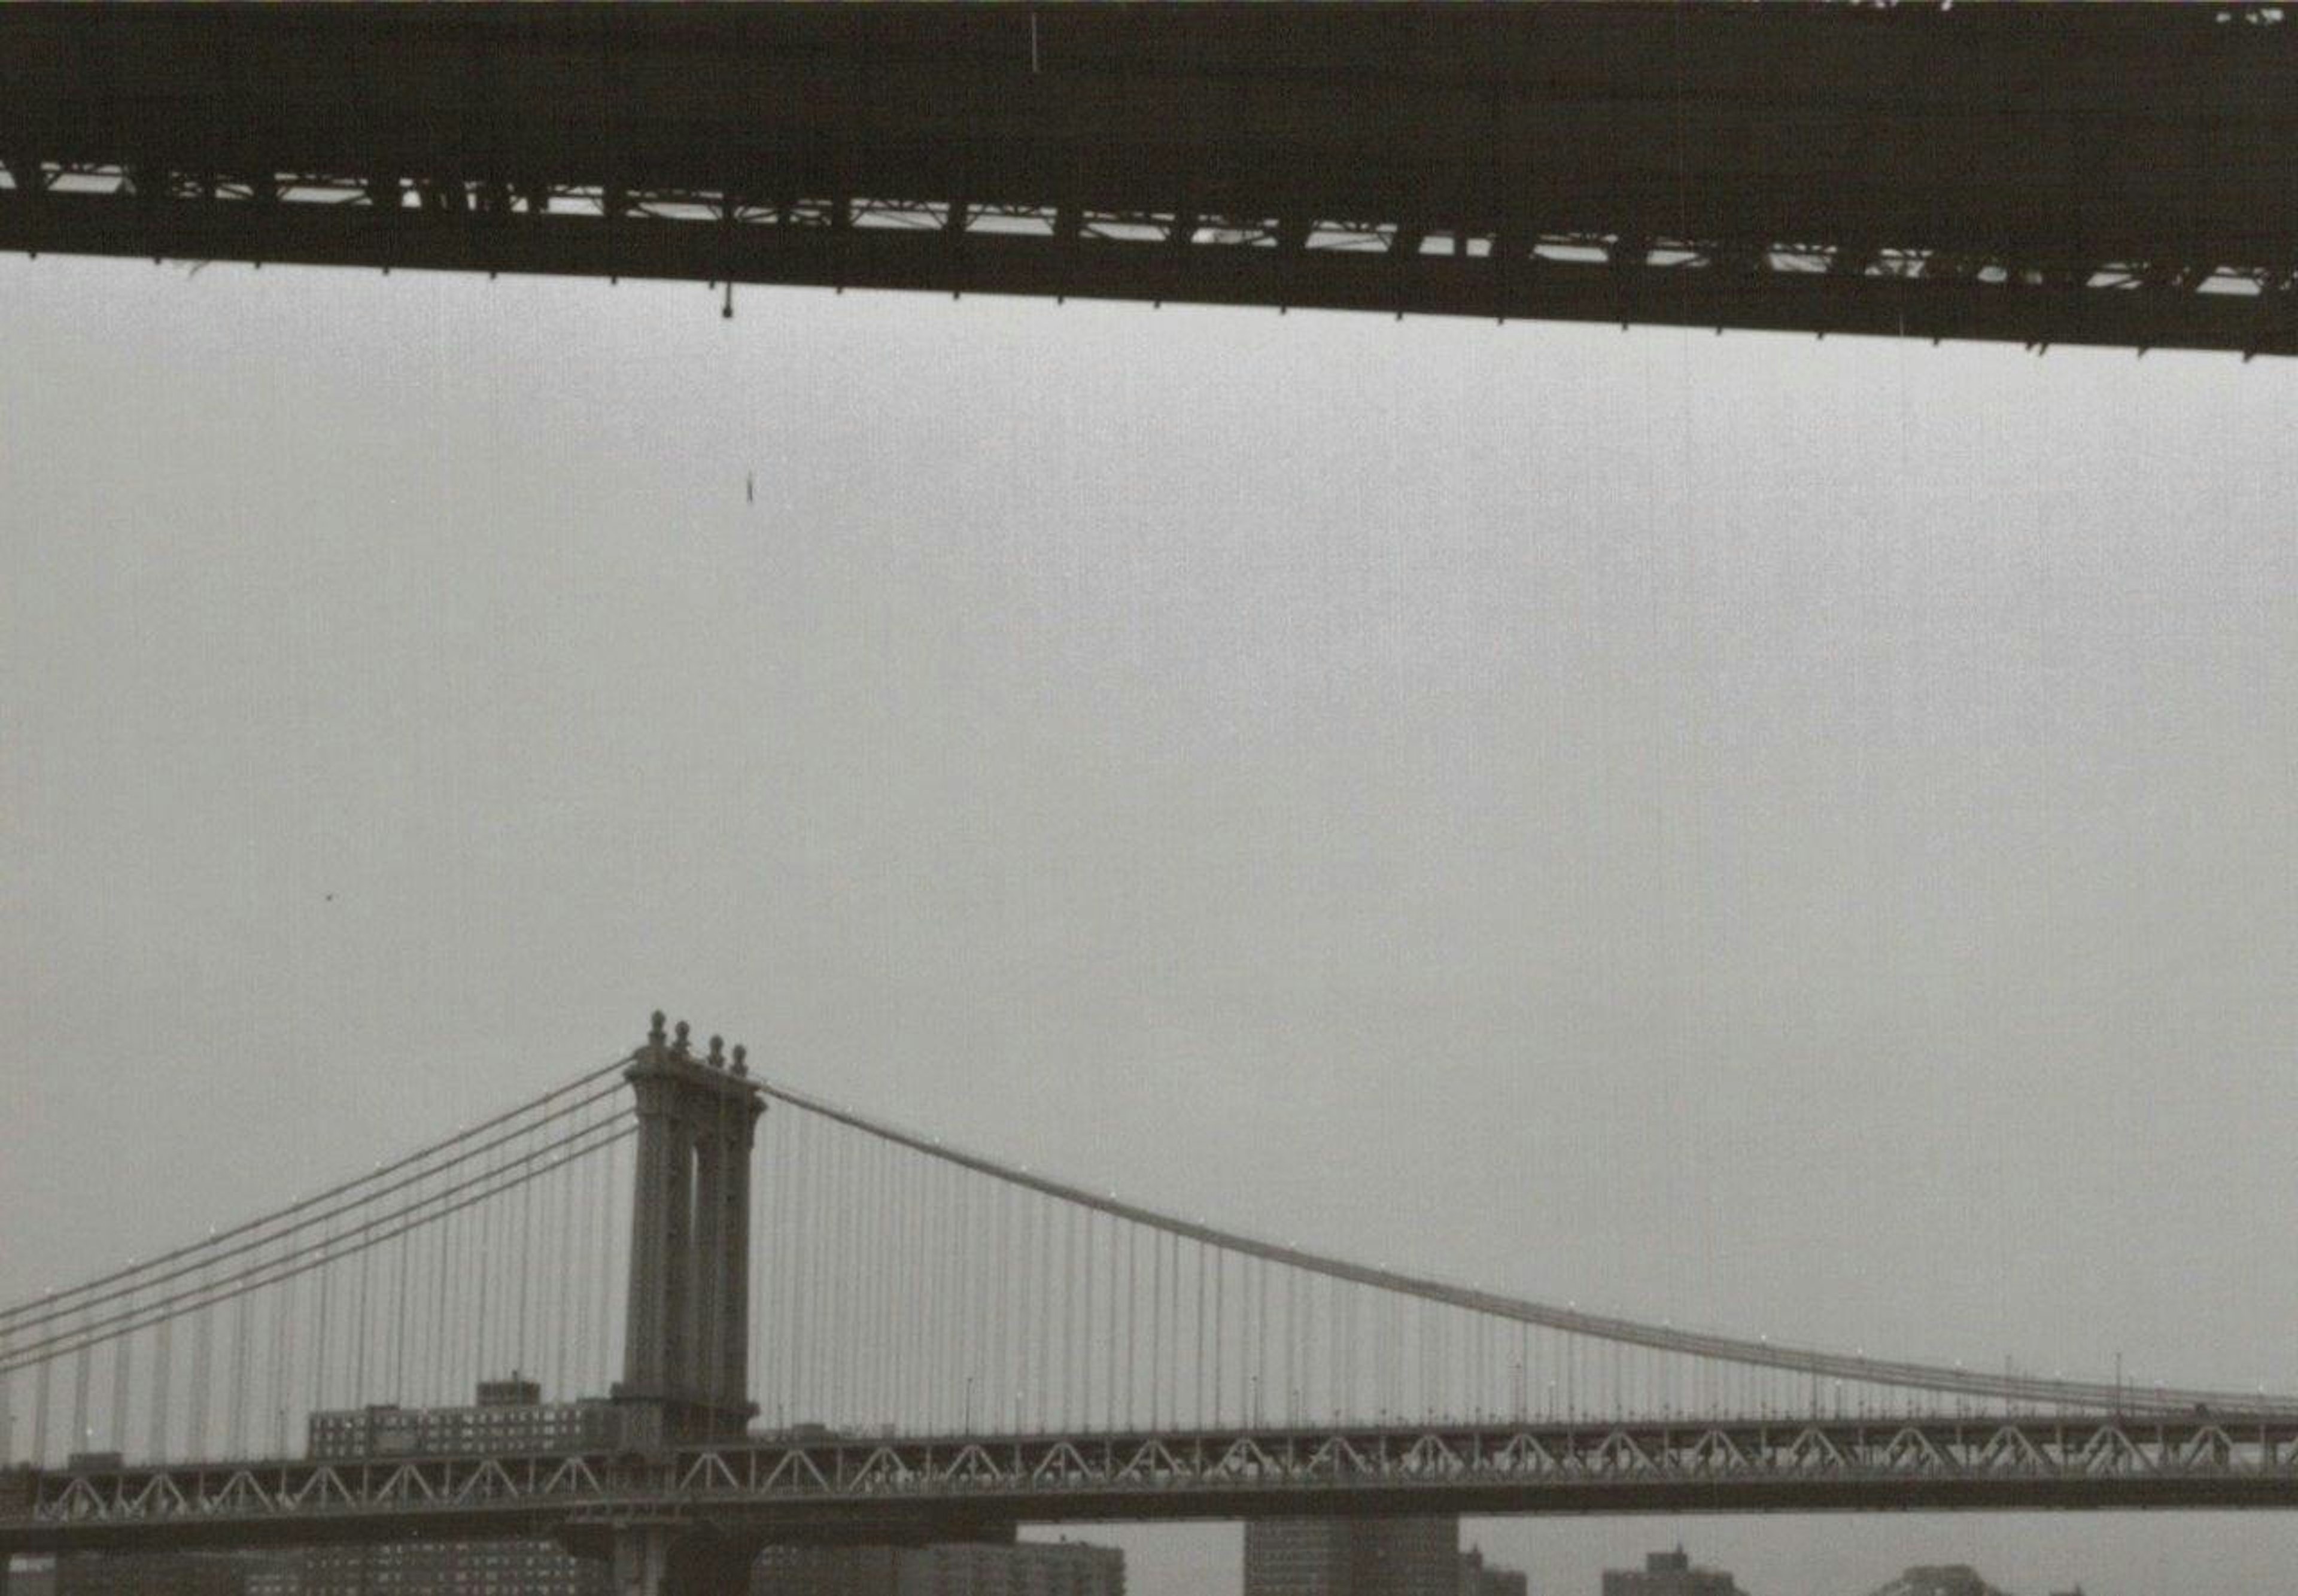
(903, 1542, 1123, 1596)
(751, 1539, 1123, 1596)
(1457, 1546, 1527, 1596)
(1600, 1549, 1744, 1596)
(302, 1381, 609, 1596)
(753, 1547, 910, 1596)
(308, 1378, 618, 1460)
(1244, 1519, 1459, 1596)
(53, 1554, 299, 1596)
(304, 1544, 601, 1596)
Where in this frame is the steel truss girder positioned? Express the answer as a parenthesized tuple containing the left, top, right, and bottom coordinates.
(11, 1412, 2298, 1555)
(1, 168, 2291, 356)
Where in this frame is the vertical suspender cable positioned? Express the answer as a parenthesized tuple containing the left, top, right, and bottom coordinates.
(1256, 1255, 1270, 1424)
(107, 1290, 133, 1452)
(1065, 1205, 1078, 1432)
(1212, 1245, 1226, 1425)
(997, 1175, 1016, 1433)
(839, 1126, 859, 1424)
(434, 1168, 454, 1406)
(1194, 1239, 1208, 1430)
(762, 1108, 783, 1427)
(953, 1162, 972, 1429)
(472, 1181, 490, 1392)
(967, 1163, 986, 1428)
(1281, 1267, 1296, 1424)
(948, 1157, 966, 1430)
(600, 1128, 621, 1400)
(839, 1126, 856, 1425)
(750, 1126, 768, 1426)
(1150, 1226, 1163, 1430)
(880, 1135, 896, 1427)
(226, 1289, 248, 1454)
(1036, 1191, 1053, 1431)
(311, 1246, 332, 1416)
(889, 1135, 910, 1433)
(455, 1197, 474, 1402)
(557, 1141, 576, 1399)
(1122, 1221, 1137, 1429)
(518, 1123, 536, 1379)
(1302, 1269, 1315, 1422)
(834, 1120, 850, 1427)
(272, 1254, 291, 1452)
(150, 1309, 174, 1461)
(826, 1118, 847, 1424)
(842, 1120, 861, 1431)
(1175, 1233, 1186, 1427)
(351, 1230, 372, 1406)
(872, 1135, 890, 1431)
(975, 1160, 993, 1429)
(910, 1142, 929, 1433)
(940, 1154, 957, 1430)
(33, 1336, 54, 1464)
(69, 1311, 92, 1457)
(836, 1125, 855, 1424)
(795, 1112, 817, 1424)
(978, 1170, 994, 1429)
(393, 1221, 411, 1405)
(189, 1275, 214, 1457)
(836, 1129, 855, 1425)
(1001, 1178, 1017, 1428)
(783, 1111, 807, 1425)
(1101, 1211, 1117, 1432)
(874, 1135, 893, 1426)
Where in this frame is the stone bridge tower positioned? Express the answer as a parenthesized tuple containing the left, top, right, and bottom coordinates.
(613, 1011, 764, 1443)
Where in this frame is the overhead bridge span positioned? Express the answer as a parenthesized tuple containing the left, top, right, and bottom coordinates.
(1, 5, 2294, 353)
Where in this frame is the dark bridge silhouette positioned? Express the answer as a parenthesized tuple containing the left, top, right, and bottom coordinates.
(2, 4, 2293, 353)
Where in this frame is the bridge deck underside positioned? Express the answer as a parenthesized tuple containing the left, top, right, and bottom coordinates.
(1, 6, 2292, 351)
(11, 1415, 2298, 1554)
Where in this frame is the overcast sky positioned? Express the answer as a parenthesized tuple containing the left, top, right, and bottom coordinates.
(2, 255, 2294, 1596)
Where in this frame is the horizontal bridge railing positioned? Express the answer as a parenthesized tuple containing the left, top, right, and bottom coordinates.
(12, 1414, 2298, 1538)
(3, 163, 2291, 356)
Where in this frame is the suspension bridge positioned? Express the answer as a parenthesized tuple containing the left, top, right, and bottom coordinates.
(3, 1016, 2296, 1596)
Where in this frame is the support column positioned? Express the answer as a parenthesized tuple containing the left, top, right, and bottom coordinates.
(609, 1522, 763, 1596)
(614, 1013, 767, 1442)
(688, 1051, 724, 1416)
(715, 1054, 760, 1407)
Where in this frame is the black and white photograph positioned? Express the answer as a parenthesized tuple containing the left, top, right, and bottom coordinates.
(3, 9, 2294, 1596)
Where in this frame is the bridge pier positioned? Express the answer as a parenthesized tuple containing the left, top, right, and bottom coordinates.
(609, 1522, 764, 1596)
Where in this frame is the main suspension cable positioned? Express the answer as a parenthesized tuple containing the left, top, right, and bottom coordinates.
(1, 1074, 627, 1337)
(758, 1077, 2298, 1418)
(0, 1053, 633, 1329)
(0, 1121, 632, 1375)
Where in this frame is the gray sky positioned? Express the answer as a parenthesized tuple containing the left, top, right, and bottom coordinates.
(3, 255, 2294, 1596)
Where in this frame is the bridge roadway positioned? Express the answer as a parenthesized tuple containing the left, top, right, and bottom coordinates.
(1, 6, 2294, 353)
(9, 1411, 2298, 1556)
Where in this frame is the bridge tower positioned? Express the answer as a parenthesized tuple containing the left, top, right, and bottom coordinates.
(612, 1011, 765, 1443)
